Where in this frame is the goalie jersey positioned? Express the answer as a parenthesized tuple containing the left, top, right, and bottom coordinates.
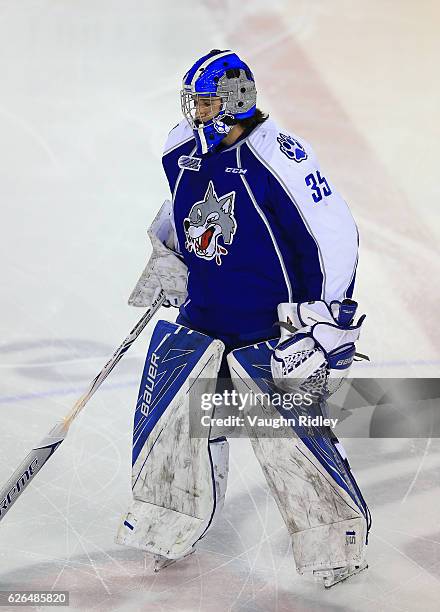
(162, 118, 358, 341)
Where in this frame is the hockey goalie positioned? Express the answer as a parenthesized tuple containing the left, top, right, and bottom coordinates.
(115, 48, 371, 588)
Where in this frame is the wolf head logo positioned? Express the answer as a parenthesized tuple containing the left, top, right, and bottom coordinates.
(184, 181, 237, 266)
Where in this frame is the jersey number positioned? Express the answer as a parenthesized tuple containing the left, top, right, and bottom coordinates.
(305, 171, 332, 203)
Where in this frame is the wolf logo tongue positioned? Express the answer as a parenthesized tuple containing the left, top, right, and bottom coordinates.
(184, 181, 237, 265)
(200, 228, 214, 251)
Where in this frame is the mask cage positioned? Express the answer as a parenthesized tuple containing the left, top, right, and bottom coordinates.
(180, 90, 232, 130)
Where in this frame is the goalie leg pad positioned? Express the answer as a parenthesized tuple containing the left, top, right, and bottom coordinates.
(152, 437, 229, 572)
(116, 320, 225, 559)
(208, 437, 229, 528)
(227, 341, 371, 575)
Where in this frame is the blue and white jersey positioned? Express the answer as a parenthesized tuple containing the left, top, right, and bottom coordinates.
(162, 118, 358, 341)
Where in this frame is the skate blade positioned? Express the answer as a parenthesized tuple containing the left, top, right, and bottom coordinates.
(314, 560, 368, 588)
(153, 548, 196, 573)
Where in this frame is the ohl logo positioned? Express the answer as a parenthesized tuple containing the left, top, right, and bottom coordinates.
(345, 530, 356, 545)
(277, 133, 308, 163)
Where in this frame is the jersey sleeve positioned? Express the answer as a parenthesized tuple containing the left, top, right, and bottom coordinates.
(161, 120, 195, 196)
(161, 121, 195, 255)
(250, 127, 358, 302)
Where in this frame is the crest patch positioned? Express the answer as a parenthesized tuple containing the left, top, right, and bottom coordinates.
(184, 181, 237, 266)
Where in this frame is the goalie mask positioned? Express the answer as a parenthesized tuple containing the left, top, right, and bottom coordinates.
(271, 300, 367, 399)
(181, 49, 257, 155)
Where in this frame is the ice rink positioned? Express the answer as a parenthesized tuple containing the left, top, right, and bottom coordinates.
(1, 1, 439, 610)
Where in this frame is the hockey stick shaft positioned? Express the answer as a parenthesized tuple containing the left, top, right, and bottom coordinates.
(0, 289, 166, 522)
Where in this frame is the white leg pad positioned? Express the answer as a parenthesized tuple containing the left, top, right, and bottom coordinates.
(116, 326, 225, 559)
(117, 499, 207, 559)
(117, 438, 229, 559)
(228, 346, 369, 575)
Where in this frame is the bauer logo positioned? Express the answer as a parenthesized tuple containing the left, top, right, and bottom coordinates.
(178, 155, 201, 171)
(336, 357, 353, 367)
(277, 133, 308, 163)
(140, 352, 160, 416)
(345, 530, 356, 545)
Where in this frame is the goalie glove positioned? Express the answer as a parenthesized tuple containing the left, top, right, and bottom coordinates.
(270, 299, 366, 398)
(128, 200, 188, 308)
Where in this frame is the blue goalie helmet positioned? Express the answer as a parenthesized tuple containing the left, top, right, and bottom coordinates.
(181, 49, 257, 155)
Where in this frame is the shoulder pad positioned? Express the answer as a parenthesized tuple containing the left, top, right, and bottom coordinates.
(163, 120, 194, 156)
(248, 119, 316, 168)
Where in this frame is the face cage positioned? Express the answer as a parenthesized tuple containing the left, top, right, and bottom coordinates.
(180, 90, 232, 130)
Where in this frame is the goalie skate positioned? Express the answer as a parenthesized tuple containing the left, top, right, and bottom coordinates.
(313, 560, 368, 588)
(153, 547, 196, 572)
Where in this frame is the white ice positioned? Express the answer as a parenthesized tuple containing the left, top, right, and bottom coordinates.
(0, 1, 439, 610)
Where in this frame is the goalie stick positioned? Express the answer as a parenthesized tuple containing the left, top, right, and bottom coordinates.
(0, 288, 166, 523)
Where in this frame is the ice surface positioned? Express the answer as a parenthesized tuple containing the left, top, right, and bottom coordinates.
(1, 1, 439, 610)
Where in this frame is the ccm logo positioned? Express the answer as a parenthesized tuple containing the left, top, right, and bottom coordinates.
(225, 167, 247, 174)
